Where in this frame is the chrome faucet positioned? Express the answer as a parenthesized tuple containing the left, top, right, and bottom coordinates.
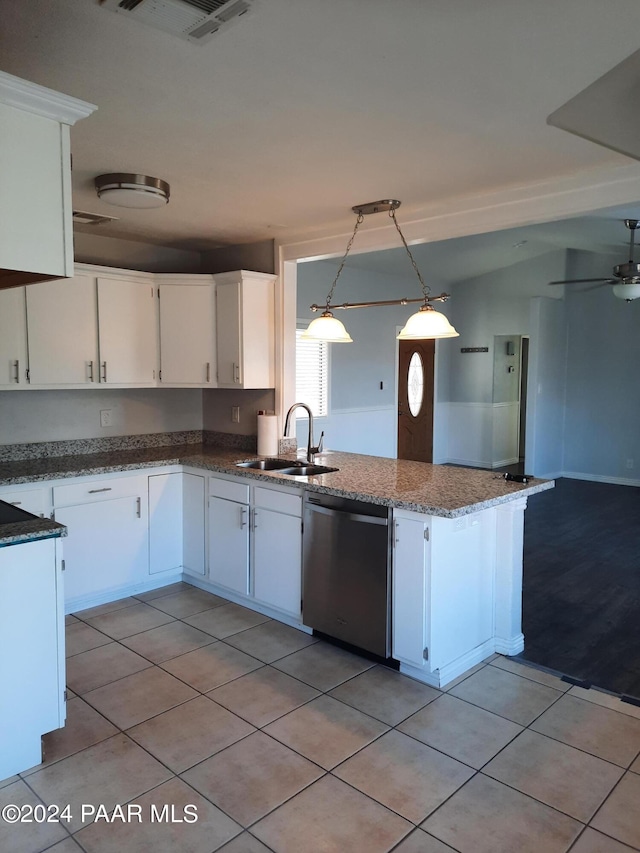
(284, 403, 324, 463)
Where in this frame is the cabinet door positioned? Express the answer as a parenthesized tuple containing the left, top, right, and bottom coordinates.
(208, 495, 249, 594)
(253, 507, 302, 617)
(55, 495, 148, 608)
(215, 281, 242, 386)
(26, 274, 98, 385)
(392, 513, 429, 669)
(159, 284, 215, 385)
(148, 473, 183, 575)
(183, 473, 205, 577)
(0, 286, 28, 387)
(97, 277, 157, 385)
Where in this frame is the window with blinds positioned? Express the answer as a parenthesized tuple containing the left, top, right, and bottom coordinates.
(295, 328, 328, 418)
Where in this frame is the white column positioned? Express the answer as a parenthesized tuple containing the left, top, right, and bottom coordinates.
(494, 497, 528, 655)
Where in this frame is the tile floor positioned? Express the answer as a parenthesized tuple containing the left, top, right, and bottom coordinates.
(3, 581, 640, 853)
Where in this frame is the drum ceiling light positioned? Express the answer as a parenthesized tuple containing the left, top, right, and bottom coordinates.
(301, 200, 459, 343)
(94, 173, 170, 209)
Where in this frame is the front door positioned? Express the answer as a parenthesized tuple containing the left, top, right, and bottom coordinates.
(397, 339, 435, 462)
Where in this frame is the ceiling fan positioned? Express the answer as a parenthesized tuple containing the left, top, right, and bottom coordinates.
(549, 218, 640, 301)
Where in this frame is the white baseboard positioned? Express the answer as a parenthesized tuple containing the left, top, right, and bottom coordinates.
(563, 471, 640, 488)
(399, 638, 497, 688)
(445, 457, 492, 469)
(494, 633, 525, 656)
(491, 457, 519, 469)
(65, 570, 183, 615)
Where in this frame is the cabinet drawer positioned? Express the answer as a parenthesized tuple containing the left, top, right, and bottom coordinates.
(253, 486, 302, 517)
(53, 475, 146, 508)
(209, 476, 249, 504)
(0, 487, 48, 517)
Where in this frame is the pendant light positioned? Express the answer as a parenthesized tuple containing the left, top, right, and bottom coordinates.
(301, 200, 459, 343)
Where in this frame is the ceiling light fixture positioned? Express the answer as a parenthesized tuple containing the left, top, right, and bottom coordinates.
(301, 200, 459, 343)
(94, 173, 170, 209)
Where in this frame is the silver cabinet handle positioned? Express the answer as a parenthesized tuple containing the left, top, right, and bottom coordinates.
(233, 362, 240, 383)
(206, 362, 211, 383)
(88, 487, 112, 494)
(102, 361, 107, 382)
(136, 497, 141, 518)
(240, 506, 248, 529)
(253, 508, 258, 529)
(10, 501, 21, 506)
(14, 360, 19, 384)
(88, 360, 94, 382)
(394, 519, 400, 544)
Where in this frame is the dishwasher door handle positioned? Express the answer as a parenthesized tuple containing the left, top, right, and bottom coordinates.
(306, 503, 388, 526)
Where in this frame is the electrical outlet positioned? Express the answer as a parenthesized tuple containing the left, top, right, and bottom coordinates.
(100, 409, 113, 428)
(626, 458, 634, 469)
(231, 406, 240, 423)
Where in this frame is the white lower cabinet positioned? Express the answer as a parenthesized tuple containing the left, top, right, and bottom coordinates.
(0, 537, 65, 778)
(392, 507, 495, 686)
(53, 475, 149, 611)
(207, 475, 302, 618)
(0, 486, 47, 517)
(149, 472, 206, 577)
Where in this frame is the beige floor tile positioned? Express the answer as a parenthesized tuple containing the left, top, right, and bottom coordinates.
(65, 621, 111, 657)
(483, 729, 623, 822)
(66, 642, 152, 693)
(489, 656, 572, 692)
(328, 665, 440, 725)
(272, 641, 374, 690)
(127, 695, 254, 772)
(47, 839, 84, 852)
(0, 774, 19, 789)
(441, 661, 488, 691)
(84, 602, 175, 640)
(22, 697, 119, 771)
(161, 642, 263, 691)
(422, 774, 582, 853)
(27, 733, 171, 833)
(591, 772, 640, 849)
(185, 603, 271, 638)
(74, 597, 139, 620)
(334, 729, 474, 823)
(263, 694, 388, 770)
(208, 666, 319, 727)
(570, 827, 639, 852)
(252, 774, 412, 853)
(398, 693, 523, 769)
(568, 685, 640, 721)
(74, 776, 241, 853)
(531, 694, 640, 767)
(392, 828, 458, 853)
(182, 731, 323, 826)
(146, 587, 227, 618)
(0, 779, 67, 853)
(135, 581, 194, 601)
(65, 614, 79, 625)
(223, 620, 317, 663)
(120, 621, 216, 663)
(218, 833, 274, 853)
(83, 666, 198, 729)
(632, 754, 640, 773)
(449, 663, 564, 725)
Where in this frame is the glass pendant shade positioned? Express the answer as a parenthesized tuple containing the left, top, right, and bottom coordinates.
(612, 282, 640, 301)
(300, 312, 353, 343)
(397, 305, 459, 340)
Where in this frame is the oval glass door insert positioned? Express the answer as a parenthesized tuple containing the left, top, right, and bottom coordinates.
(407, 351, 424, 417)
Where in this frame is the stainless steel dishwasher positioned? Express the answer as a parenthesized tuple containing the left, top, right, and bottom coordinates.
(302, 492, 392, 658)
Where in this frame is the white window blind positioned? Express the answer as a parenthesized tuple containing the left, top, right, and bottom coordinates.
(295, 328, 328, 418)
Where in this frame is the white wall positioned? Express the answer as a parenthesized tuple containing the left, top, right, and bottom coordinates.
(0, 389, 202, 445)
(202, 388, 276, 437)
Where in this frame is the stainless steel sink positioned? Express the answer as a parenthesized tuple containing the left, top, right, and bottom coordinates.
(279, 464, 339, 476)
(235, 458, 294, 471)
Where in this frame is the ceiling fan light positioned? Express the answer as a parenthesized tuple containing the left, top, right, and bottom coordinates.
(612, 282, 640, 301)
(300, 312, 353, 343)
(95, 173, 170, 209)
(397, 304, 459, 340)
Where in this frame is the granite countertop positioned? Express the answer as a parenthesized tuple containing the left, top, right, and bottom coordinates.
(0, 443, 553, 519)
(0, 499, 66, 547)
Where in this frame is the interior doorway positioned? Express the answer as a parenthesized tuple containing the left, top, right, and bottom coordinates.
(397, 339, 434, 462)
(519, 336, 529, 469)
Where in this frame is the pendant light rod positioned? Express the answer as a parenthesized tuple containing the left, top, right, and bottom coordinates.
(310, 292, 451, 312)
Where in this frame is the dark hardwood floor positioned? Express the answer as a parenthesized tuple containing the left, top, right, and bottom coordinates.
(519, 477, 640, 699)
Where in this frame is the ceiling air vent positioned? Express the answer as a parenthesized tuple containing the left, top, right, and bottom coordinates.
(100, 0, 258, 45)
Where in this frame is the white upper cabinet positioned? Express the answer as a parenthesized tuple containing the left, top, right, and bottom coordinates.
(0, 287, 28, 387)
(0, 71, 95, 289)
(215, 270, 276, 388)
(158, 277, 215, 386)
(97, 276, 157, 385)
(26, 273, 99, 385)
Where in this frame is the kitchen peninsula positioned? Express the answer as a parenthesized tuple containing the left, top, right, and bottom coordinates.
(0, 437, 552, 698)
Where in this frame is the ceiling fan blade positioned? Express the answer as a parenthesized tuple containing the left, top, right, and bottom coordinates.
(579, 282, 615, 292)
(548, 278, 616, 286)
